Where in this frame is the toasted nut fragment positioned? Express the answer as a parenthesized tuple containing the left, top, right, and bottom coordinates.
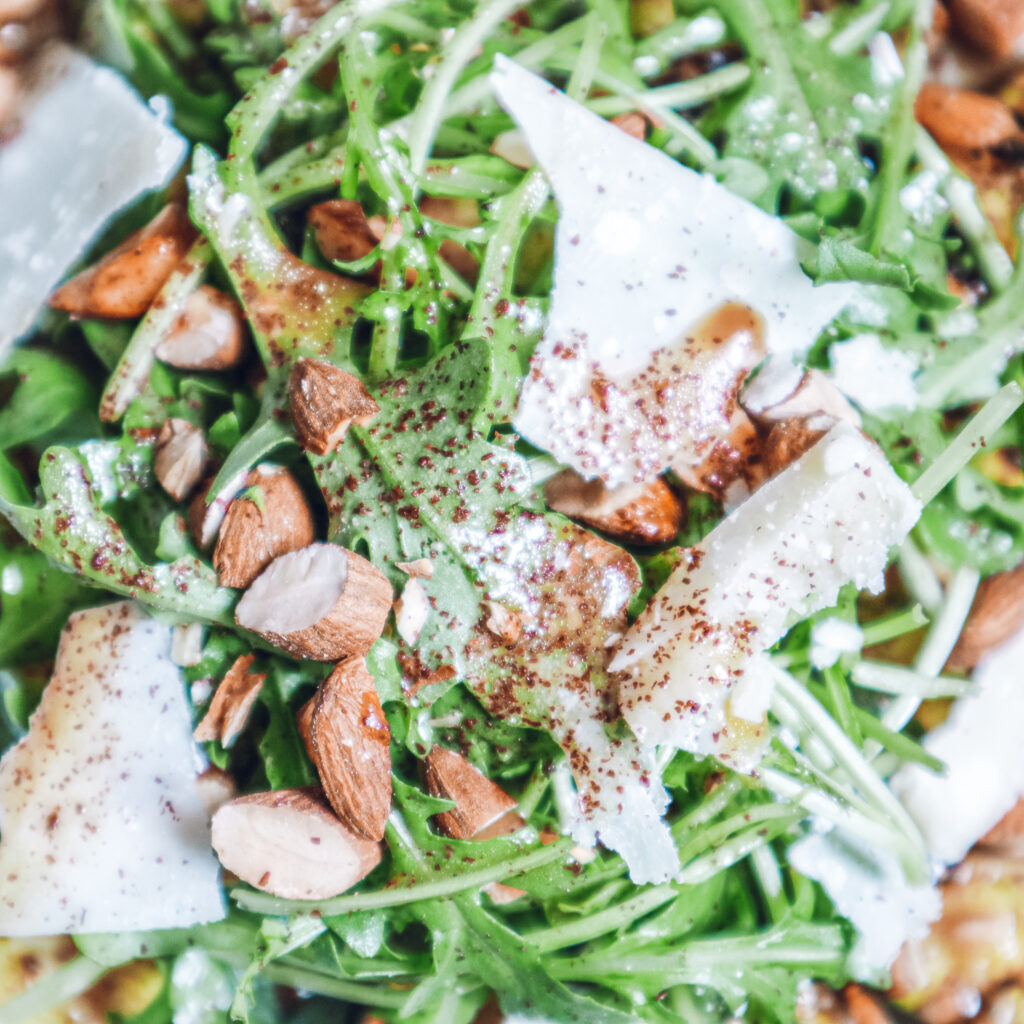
(483, 882, 527, 904)
(676, 410, 767, 504)
(948, 0, 1024, 58)
(419, 196, 480, 284)
(154, 418, 207, 502)
(210, 788, 381, 900)
(236, 542, 393, 662)
(288, 358, 379, 455)
(843, 984, 891, 1024)
(490, 128, 533, 169)
(193, 654, 267, 747)
(915, 83, 1021, 152)
(947, 562, 1024, 671)
(0, 4, 60, 65)
(188, 470, 248, 550)
(762, 417, 829, 478)
(214, 466, 315, 589)
(483, 601, 522, 645)
(155, 285, 248, 370)
(49, 204, 196, 319)
(422, 747, 518, 840)
(306, 658, 391, 841)
(742, 364, 858, 427)
(0, 65, 18, 131)
(308, 200, 380, 263)
(171, 622, 204, 667)
(395, 558, 434, 579)
(611, 110, 649, 140)
(195, 765, 237, 818)
(0, 0, 49, 22)
(544, 469, 683, 545)
(394, 578, 429, 645)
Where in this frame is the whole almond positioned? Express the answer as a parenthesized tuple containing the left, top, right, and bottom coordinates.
(307, 658, 391, 841)
(544, 470, 683, 546)
(49, 204, 197, 319)
(211, 788, 381, 900)
(947, 562, 1024, 672)
(236, 542, 393, 662)
(214, 466, 315, 588)
(289, 358, 379, 456)
(193, 654, 267, 747)
(154, 418, 208, 502)
(422, 747, 517, 840)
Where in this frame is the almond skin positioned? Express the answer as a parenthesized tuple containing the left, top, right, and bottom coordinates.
(214, 466, 315, 589)
(422, 747, 518, 840)
(762, 417, 830, 478)
(306, 658, 391, 841)
(210, 788, 381, 900)
(193, 654, 267, 747)
(155, 285, 249, 371)
(915, 83, 1021, 153)
(154, 418, 208, 502)
(308, 200, 380, 263)
(288, 358, 380, 456)
(544, 469, 684, 546)
(948, 0, 1024, 58)
(947, 562, 1024, 672)
(49, 204, 197, 319)
(235, 542, 394, 662)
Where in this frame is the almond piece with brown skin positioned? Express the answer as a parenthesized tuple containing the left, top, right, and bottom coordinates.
(193, 654, 267, 747)
(307, 658, 391, 841)
(154, 418, 208, 502)
(947, 562, 1024, 672)
(422, 747, 518, 840)
(544, 469, 683, 545)
(308, 200, 380, 263)
(156, 285, 249, 370)
(188, 470, 249, 551)
(195, 766, 237, 818)
(236, 542, 393, 662)
(49, 204, 197, 318)
(915, 83, 1022, 153)
(394, 578, 430, 645)
(742, 365, 858, 427)
(214, 466, 315, 589)
(948, 0, 1024, 58)
(210, 788, 381, 900)
(396, 558, 434, 579)
(761, 417, 832, 478)
(288, 358, 380, 456)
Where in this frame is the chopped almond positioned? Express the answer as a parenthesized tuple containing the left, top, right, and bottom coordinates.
(154, 418, 207, 502)
(422, 747, 518, 840)
(947, 562, 1024, 671)
(305, 658, 392, 841)
(490, 128, 533, 169)
(676, 409, 767, 503)
(394, 578, 430, 645)
(948, 0, 1024, 58)
(419, 196, 480, 283)
(195, 766, 237, 818)
(915, 83, 1021, 153)
(0, 3, 60, 65)
(49, 204, 197, 319)
(288, 357, 380, 456)
(761, 418, 831, 478)
(742, 366, 858, 427)
(483, 881, 527, 904)
(483, 601, 522, 645)
(308, 200, 380, 263)
(210, 788, 381, 900)
(611, 111, 649, 140)
(155, 285, 248, 371)
(188, 470, 249, 551)
(235, 542, 393, 662)
(843, 984, 892, 1024)
(395, 558, 434, 579)
(544, 470, 684, 545)
(213, 466, 315, 589)
(193, 654, 267, 747)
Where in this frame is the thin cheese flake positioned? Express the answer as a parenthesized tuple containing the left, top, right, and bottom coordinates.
(892, 624, 1024, 865)
(0, 602, 225, 935)
(611, 422, 920, 769)
(491, 56, 857, 486)
(0, 43, 186, 351)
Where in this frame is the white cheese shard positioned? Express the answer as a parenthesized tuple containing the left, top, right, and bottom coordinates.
(0, 602, 226, 935)
(491, 56, 857, 487)
(789, 825, 940, 982)
(830, 333, 918, 415)
(892, 624, 1024, 866)
(611, 422, 920, 770)
(0, 43, 186, 352)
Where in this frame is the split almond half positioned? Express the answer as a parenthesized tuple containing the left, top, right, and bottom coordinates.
(193, 654, 267, 747)
(49, 204, 197, 319)
(422, 747, 518, 840)
(155, 285, 249, 370)
(210, 788, 381, 900)
(213, 466, 315, 589)
(288, 358, 379, 456)
(235, 542, 393, 662)
(544, 469, 683, 546)
(154, 418, 208, 502)
(305, 658, 391, 841)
